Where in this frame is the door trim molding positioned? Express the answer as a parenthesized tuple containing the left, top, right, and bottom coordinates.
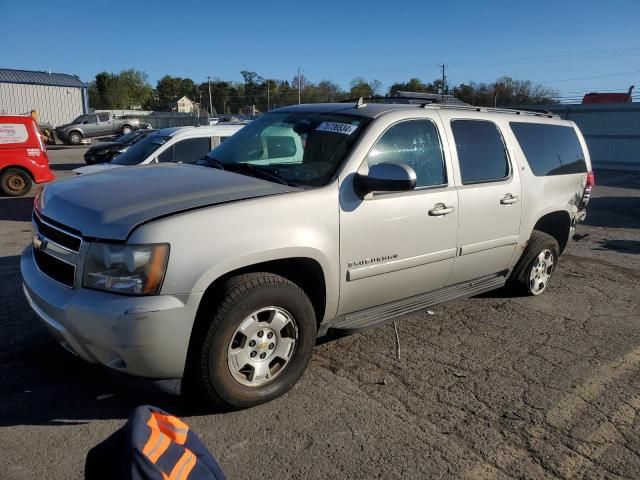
(459, 235, 520, 256)
(347, 248, 457, 281)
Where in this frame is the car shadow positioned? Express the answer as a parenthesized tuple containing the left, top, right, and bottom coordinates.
(0, 195, 34, 221)
(594, 239, 640, 255)
(47, 145, 88, 150)
(50, 162, 85, 171)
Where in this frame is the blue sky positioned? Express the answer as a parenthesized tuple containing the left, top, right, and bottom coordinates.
(2, 0, 639, 101)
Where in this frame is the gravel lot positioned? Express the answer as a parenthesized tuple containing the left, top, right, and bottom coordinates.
(1, 145, 639, 479)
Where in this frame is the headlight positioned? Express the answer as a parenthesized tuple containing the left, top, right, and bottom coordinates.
(83, 243, 169, 295)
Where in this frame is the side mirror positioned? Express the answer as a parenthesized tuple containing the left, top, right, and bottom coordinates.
(355, 162, 417, 196)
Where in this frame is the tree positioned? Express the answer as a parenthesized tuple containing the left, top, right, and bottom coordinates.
(88, 70, 152, 109)
(154, 75, 197, 111)
(349, 77, 375, 98)
(388, 78, 435, 96)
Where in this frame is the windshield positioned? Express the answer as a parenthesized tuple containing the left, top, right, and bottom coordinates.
(70, 115, 85, 124)
(202, 111, 370, 187)
(115, 131, 138, 143)
(111, 133, 171, 165)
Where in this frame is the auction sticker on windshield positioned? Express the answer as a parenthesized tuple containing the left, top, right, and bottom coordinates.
(316, 122, 358, 135)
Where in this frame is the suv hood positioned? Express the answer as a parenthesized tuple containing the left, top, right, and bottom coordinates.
(37, 164, 298, 240)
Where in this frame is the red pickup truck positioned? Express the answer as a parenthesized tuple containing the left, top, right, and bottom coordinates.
(0, 115, 55, 196)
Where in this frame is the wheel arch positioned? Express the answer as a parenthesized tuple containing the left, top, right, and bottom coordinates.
(195, 257, 327, 328)
(532, 210, 572, 254)
(0, 165, 35, 180)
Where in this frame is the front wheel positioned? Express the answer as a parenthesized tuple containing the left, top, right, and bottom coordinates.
(194, 273, 317, 409)
(509, 230, 560, 296)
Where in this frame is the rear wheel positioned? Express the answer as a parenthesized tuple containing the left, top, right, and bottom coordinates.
(68, 131, 82, 145)
(509, 230, 560, 296)
(0, 168, 32, 197)
(121, 125, 132, 134)
(194, 273, 317, 409)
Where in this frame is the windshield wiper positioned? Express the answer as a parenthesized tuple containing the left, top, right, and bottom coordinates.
(199, 156, 225, 170)
(226, 163, 290, 186)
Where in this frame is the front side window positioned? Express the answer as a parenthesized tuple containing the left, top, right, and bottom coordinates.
(451, 120, 509, 184)
(204, 112, 371, 187)
(367, 119, 446, 188)
(510, 122, 587, 175)
(85, 114, 97, 124)
(112, 134, 171, 165)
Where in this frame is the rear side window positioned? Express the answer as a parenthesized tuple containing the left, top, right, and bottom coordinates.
(0, 123, 29, 144)
(172, 137, 211, 163)
(97, 113, 110, 122)
(367, 119, 446, 188)
(451, 120, 509, 184)
(510, 123, 587, 176)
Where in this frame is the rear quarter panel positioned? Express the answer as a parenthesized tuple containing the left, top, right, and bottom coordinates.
(501, 117, 591, 263)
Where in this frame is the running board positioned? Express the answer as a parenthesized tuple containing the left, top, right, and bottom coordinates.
(325, 271, 508, 335)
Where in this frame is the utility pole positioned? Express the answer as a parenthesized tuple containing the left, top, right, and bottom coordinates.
(297, 67, 301, 104)
(439, 64, 446, 102)
(267, 80, 270, 112)
(207, 76, 213, 116)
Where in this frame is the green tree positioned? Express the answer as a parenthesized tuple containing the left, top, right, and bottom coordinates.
(154, 75, 197, 111)
(88, 69, 152, 109)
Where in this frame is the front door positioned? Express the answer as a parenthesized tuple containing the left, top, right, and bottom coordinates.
(339, 117, 459, 315)
(444, 118, 522, 285)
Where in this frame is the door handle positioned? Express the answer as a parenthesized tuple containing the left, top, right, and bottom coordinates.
(429, 203, 455, 216)
(500, 194, 519, 205)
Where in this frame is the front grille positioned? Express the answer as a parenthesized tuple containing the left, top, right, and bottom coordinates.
(33, 248, 76, 287)
(33, 212, 82, 252)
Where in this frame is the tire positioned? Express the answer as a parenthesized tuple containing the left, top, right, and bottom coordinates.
(509, 230, 560, 296)
(68, 131, 82, 145)
(0, 168, 32, 197)
(121, 125, 132, 134)
(194, 272, 317, 409)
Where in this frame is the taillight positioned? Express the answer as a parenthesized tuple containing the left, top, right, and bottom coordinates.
(579, 171, 595, 210)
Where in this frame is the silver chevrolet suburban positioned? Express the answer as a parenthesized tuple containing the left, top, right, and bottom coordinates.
(21, 101, 593, 408)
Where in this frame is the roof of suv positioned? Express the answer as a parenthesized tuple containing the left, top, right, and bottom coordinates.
(276, 102, 559, 120)
(155, 124, 244, 137)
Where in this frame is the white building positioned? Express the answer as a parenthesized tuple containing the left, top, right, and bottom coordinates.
(172, 96, 197, 113)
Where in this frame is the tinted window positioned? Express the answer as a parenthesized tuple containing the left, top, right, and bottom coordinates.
(85, 114, 97, 124)
(367, 119, 446, 187)
(451, 120, 509, 183)
(111, 134, 170, 165)
(97, 113, 110, 122)
(510, 123, 587, 176)
(172, 137, 211, 163)
(157, 147, 173, 163)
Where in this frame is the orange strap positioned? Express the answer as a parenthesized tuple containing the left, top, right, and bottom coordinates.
(168, 449, 197, 480)
(142, 412, 190, 465)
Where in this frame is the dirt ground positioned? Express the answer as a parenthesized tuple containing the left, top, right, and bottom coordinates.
(1, 145, 639, 479)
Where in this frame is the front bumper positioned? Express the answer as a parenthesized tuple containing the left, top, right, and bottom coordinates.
(21, 246, 203, 380)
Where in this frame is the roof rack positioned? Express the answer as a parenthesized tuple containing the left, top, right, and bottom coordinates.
(339, 96, 442, 105)
(420, 104, 558, 118)
(338, 97, 557, 118)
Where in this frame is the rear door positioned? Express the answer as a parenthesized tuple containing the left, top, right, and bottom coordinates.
(442, 116, 522, 285)
(96, 113, 113, 135)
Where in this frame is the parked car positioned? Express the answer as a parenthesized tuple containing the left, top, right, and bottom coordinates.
(83, 129, 156, 165)
(0, 115, 54, 196)
(74, 124, 245, 174)
(21, 101, 594, 408)
(55, 112, 141, 145)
